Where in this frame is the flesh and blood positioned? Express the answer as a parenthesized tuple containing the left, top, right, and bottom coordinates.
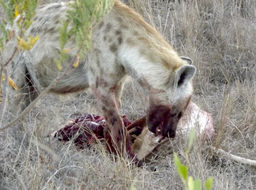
(53, 101, 214, 160)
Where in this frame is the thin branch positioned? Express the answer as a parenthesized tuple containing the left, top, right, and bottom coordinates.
(211, 146, 256, 167)
(0, 59, 76, 132)
(4, 46, 18, 67)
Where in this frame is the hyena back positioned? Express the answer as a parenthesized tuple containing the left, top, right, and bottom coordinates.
(7, 0, 196, 157)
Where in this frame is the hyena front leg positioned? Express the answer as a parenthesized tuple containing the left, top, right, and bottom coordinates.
(114, 76, 127, 109)
(92, 84, 134, 158)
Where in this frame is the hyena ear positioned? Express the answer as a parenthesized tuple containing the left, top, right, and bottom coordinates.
(180, 56, 193, 65)
(175, 65, 196, 87)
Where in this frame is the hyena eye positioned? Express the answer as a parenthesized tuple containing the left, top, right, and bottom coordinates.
(170, 112, 178, 117)
(170, 111, 182, 119)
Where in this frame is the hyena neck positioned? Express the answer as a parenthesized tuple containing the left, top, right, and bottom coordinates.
(109, 1, 185, 91)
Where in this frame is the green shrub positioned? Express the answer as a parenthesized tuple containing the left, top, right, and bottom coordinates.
(173, 129, 213, 190)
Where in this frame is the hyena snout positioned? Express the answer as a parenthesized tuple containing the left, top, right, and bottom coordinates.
(147, 105, 182, 138)
(161, 111, 182, 138)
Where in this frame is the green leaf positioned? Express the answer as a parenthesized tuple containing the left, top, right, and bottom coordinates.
(186, 127, 196, 154)
(0, 23, 8, 49)
(204, 177, 213, 190)
(0, 38, 3, 51)
(0, 0, 7, 16)
(0, 0, 6, 11)
(188, 176, 194, 190)
(194, 179, 201, 190)
(55, 59, 63, 71)
(65, 0, 114, 54)
(0, 0, 15, 23)
(174, 153, 188, 182)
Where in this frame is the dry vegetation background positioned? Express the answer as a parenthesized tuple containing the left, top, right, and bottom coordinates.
(0, 0, 256, 189)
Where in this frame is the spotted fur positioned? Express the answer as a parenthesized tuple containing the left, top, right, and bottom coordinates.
(6, 0, 196, 157)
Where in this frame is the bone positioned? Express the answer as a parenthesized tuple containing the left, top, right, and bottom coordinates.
(52, 102, 214, 161)
(178, 101, 214, 139)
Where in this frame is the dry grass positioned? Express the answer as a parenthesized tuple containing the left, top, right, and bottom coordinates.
(1, 0, 256, 189)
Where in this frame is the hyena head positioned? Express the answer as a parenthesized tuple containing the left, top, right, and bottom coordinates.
(147, 58, 196, 138)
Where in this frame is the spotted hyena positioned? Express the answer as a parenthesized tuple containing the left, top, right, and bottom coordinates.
(6, 0, 196, 158)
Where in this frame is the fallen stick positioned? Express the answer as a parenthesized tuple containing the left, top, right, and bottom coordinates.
(211, 146, 256, 167)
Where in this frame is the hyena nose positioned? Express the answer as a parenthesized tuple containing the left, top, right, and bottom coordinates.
(166, 129, 176, 138)
(161, 114, 179, 138)
(162, 125, 176, 138)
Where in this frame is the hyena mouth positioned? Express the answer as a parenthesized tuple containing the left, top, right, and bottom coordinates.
(154, 120, 176, 139)
(152, 122, 165, 142)
(147, 104, 179, 139)
(155, 122, 162, 136)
